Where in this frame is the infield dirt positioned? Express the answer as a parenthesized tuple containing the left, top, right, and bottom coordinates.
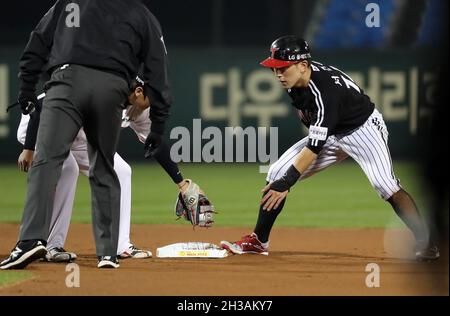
(0, 223, 447, 295)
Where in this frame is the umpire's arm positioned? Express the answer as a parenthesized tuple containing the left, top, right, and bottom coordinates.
(140, 11, 173, 135)
(18, 0, 64, 93)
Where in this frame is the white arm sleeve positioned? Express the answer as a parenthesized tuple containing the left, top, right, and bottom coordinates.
(17, 114, 31, 146)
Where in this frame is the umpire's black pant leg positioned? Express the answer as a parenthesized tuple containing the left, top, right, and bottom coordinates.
(19, 83, 82, 242)
(82, 69, 128, 257)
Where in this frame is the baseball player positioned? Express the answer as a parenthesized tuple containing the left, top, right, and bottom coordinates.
(1, 0, 172, 270)
(221, 35, 439, 261)
(15, 76, 189, 262)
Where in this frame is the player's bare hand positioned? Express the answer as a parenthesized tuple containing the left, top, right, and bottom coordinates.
(261, 184, 288, 211)
(18, 149, 34, 172)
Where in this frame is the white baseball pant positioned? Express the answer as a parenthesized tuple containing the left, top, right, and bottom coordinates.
(267, 109, 402, 200)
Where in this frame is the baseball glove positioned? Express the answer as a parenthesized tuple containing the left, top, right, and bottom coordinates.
(175, 179, 216, 227)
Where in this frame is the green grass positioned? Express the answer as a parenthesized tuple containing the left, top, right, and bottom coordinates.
(0, 161, 429, 228)
(0, 271, 33, 287)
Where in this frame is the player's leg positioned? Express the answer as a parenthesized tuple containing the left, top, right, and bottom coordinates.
(120, 110, 153, 258)
(114, 154, 152, 259)
(255, 136, 346, 243)
(339, 109, 438, 260)
(114, 153, 132, 256)
(71, 130, 90, 178)
(45, 152, 79, 262)
(387, 189, 439, 260)
(45, 130, 91, 262)
(221, 136, 347, 255)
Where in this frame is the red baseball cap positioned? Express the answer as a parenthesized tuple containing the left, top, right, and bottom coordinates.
(260, 35, 311, 69)
(260, 57, 298, 69)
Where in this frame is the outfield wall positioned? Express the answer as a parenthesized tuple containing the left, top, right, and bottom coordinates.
(0, 47, 436, 162)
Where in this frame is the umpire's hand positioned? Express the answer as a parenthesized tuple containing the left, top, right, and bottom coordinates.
(144, 131, 162, 158)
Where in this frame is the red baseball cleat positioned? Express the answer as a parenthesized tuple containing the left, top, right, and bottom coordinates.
(221, 233, 269, 255)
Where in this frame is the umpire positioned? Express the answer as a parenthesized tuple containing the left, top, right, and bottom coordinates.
(0, 0, 172, 269)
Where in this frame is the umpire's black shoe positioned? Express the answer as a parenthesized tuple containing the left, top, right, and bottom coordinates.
(0, 240, 47, 270)
(97, 256, 120, 269)
(415, 244, 440, 261)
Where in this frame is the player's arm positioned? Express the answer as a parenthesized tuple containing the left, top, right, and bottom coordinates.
(18, 107, 41, 172)
(18, 149, 34, 173)
(292, 147, 317, 174)
(260, 148, 317, 211)
(152, 141, 188, 190)
(126, 99, 189, 193)
(261, 79, 340, 211)
(139, 12, 173, 157)
(17, 96, 44, 172)
(140, 12, 172, 136)
(24, 110, 40, 151)
(147, 136, 190, 194)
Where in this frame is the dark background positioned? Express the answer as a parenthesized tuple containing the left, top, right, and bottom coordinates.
(1, 0, 446, 48)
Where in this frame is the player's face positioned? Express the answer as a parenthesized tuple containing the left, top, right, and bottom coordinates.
(127, 86, 150, 110)
(273, 61, 309, 88)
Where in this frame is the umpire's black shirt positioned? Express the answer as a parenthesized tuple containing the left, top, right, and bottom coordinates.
(19, 0, 171, 132)
(288, 61, 375, 154)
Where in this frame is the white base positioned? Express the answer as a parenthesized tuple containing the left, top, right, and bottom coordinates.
(156, 242, 228, 258)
